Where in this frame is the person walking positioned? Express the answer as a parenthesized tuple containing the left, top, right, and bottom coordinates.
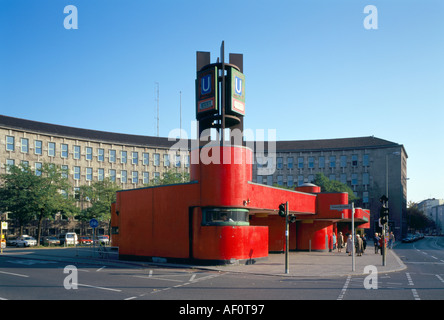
(374, 233, 380, 254)
(362, 233, 367, 253)
(388, 232, 395, 249)
(337, 232, 344, 253)
(355, 234, 364, 256)
(332, 232, 337, 252)
(346, 234, 353, 256)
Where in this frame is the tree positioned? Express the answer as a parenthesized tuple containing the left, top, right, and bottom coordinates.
(78, 178, 119, 223)
(407, 202, 434, 232)
(313, 173, 358, 201)
(145, 169, 190, 186)
(35, 163, 78, 245)
(0, 163, 40, 235)
(0, 163, 77, 243)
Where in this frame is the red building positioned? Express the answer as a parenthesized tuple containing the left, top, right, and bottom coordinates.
(110, 46, 370, 264)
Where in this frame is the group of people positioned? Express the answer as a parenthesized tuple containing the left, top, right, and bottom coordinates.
(331, 231, 395, 257)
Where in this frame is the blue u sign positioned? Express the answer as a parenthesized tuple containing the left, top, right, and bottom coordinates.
(235, 76, 243, 95)
(201, 74, 212, 95)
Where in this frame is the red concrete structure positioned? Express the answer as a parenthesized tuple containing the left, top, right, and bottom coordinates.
(110, 45, 370, 264)
(111, 144, 370, 264)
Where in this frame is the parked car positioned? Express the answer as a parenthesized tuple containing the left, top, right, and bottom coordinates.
(42, 236, 60, 246)
(95, 235, 110, 245)
(6, 236, 18, 246)
(59, 232, 78, 245)
(16, 236, 37, 247)
(79, 236, 93, 245)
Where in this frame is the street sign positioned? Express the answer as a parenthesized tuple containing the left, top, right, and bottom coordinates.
(196, 66, 218, 118)
(226, 66, 245, 116)
(330, 204, 352, 211)
(89, 218, 99, 229)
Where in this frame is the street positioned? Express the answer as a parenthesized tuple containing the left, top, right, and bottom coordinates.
(0, 237, 443, 304)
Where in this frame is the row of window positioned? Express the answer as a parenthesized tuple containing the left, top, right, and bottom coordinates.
(5, 159, 164, 184)
(5, 136, 189, 167)
(258, 154, 370, 170)
(258, 172, 370, 188)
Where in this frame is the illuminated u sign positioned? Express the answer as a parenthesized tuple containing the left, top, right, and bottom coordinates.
(235, 76, 243, 95)
(201, 74, 212, 95)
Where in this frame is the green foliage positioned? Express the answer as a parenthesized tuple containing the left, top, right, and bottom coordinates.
(78, 178, 120, 222)
(407, 202, 435, 231)
(313, 173, 358, 201)
(145, 169, 190, 186)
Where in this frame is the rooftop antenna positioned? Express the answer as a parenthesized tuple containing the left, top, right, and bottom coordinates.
(155, 82, 159, 137)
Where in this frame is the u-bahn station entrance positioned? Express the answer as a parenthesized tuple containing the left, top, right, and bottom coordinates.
(110, 44, 370, 264)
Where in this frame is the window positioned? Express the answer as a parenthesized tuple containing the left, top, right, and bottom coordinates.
(98, 168, 104, 181)
(267, 175, 273, 186)
(329, 156, 336, 168)
(74, 166, 80, 180)
(329, 174, 336, 181)
(298, 157, 304, 169)
(61, 165, 68, 179)
(319, 156, 325, 168)
(109, 169, 116, 182)
(73, 146, 80, 159)
(351, 173, 358, 186)
(277, 175, 283, 186)
(86, 147, 92, 161)
(298, 175, 304, 186)
(185, 155, 190, 168)
(340, 173, 347, 184)
(287, 175, 293, 187)
(307, 174, 314, 183)
(276, 157, 283, 170)
(121, 170, 127, 183)
(6, 159, 14, 172)
(287, 157, 293, 169)
(121, 151, 127, 164)
(98, 148, 104, 162)
(154, 153, 160, 166)
(109, 150, 116, 163)
(6, 136, 14, 151)
(153, 172, 160, 183)
(143, 153, 149, 166)
(308, 157, 314, 169)
(48, 142, 55, 157)
(340, 155, 347, 168)
(352, 155, 358, 167)
(143, 172, 149, 184)
(35, 162, 42, 176)
(363, 154, 370, 167)
(132, 152, 138, 165)
(35, 140, 42, 155)
(363, 172, 369, 185)
(21, 138, 29, 153)
(363, 191, 369, 203)
(163, 154, 170, 167)
(201, 208, 249, 226)
(21, 160, 29, 168)
(61, 144, 68, 158)
(175, 155, 181, 167)
(86, 168, 93, 181)
(132, 171, 138, 184)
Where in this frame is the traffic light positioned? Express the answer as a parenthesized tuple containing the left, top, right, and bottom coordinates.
(379, 198, 389, 225)
(278, 203, 286, 217)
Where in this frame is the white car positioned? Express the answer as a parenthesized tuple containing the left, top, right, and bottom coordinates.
(95, 235, 110, 245)
(16, 236, 37, 247)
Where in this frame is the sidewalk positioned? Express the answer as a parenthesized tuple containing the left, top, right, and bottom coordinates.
(1, 246, 406, 278)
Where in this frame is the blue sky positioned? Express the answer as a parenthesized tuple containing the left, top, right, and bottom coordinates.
(0, 0, 443, 203)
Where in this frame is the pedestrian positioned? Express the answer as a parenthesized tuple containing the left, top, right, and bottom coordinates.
(337, 232, 344, 253)
(332, 232, 337, 252)
(362, 233, 367, 253)
(388, 232, 395, 249)
(374, 233, 380, 254)
(355, 234, 364, 256)
(378, 235, 385, 255)
(346, 234, 353, 256)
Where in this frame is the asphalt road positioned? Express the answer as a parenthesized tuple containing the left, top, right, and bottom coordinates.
(0, 237, 443, 305)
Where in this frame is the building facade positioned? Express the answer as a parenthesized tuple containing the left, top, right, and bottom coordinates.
(1, 115, 407, 240)
(0, 115, 189, 236)
(252, 137, 408, 239)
